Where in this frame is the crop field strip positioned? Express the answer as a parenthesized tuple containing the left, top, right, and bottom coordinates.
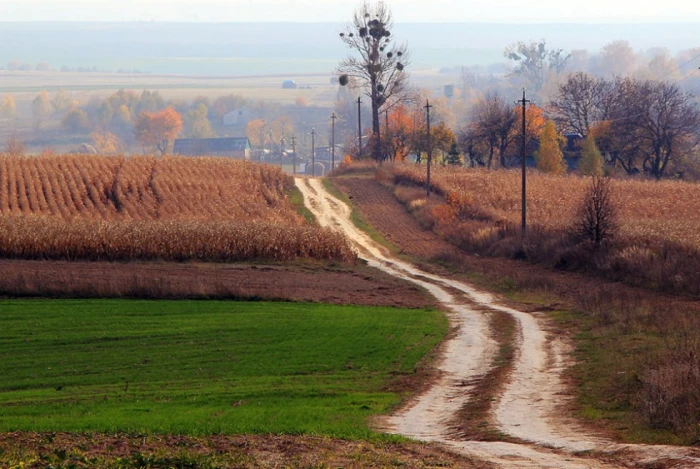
(0, 154, 354, 263)
(0, 299, 446, 438)
(393, 164, 700, 250)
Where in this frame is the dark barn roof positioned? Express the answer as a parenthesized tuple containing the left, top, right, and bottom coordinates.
(173, 137, 251, 156)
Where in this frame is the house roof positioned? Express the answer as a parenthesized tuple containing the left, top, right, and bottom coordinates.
(174, 137, 251, 156)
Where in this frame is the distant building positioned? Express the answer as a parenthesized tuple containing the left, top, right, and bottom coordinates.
(173, 137, 252, 160)
(223, 107, 258, 126)
(444, 85, 454, 99)
(282, 80, 297, 89)
(315, 145, 344, 166)
(562, 131, 584, 170)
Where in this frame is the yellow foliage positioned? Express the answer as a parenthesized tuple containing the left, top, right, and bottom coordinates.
(90, 131, 120, 154)
(535, 120, 566, 175)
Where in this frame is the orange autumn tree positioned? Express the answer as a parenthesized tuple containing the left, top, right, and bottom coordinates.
(517, 104, 546, 146)
(134, 107, 183, 155)
(385, 104, 416, 162)
(245, 119, 266, 148)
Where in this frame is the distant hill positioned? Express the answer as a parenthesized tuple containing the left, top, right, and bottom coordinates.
(0, 22, 697, 75)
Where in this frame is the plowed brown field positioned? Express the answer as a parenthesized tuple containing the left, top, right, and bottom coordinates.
(0, 259, 432, 308)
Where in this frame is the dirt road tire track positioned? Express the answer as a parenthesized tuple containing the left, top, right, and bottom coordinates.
(297, 176, 700, 469)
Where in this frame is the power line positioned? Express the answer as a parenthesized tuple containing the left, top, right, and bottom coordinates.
(655, 50, 700, 83)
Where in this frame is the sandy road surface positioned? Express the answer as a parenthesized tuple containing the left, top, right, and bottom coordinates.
(296, 177, 700, 469)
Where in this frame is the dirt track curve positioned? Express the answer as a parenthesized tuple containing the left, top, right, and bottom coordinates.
(296, 176, 700, 469)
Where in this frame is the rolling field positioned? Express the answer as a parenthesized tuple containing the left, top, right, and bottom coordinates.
(393, 164, 700, 249)
(391, 164, 700, 296)
(0, 155, 354, 263)
(0, 299, 446, 438)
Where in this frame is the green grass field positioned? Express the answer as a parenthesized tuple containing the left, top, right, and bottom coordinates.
(0, 299, 445, 439)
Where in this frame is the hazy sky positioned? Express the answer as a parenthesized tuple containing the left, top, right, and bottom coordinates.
(1, 0, 698, 23)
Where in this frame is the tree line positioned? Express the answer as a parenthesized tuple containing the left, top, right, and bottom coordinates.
(336, 2, 700, 180)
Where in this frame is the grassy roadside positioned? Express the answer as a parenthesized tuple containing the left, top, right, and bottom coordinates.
(288, 184, 317, 224)
(430, 223, 700, 445)
(0, 299, 446, 440)
(322, 177, 399, 254)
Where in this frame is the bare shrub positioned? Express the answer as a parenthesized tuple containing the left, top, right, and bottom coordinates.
(573, 176, 617, 249)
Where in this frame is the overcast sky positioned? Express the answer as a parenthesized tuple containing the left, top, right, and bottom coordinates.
(0, 0, 698, 23)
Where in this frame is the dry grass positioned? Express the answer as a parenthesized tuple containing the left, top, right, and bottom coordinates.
(0, 154, 355, 263)
(392, 164, 700, 296)
(394, 165, 700, 249)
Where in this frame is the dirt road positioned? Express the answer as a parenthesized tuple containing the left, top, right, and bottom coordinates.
(296, 177, 700, 469)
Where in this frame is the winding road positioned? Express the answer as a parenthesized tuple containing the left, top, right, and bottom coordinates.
(296, 176, 700, 469)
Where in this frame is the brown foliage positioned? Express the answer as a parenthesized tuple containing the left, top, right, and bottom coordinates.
(134, 107, 183, 155)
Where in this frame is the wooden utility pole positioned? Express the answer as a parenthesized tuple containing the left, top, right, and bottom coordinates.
(291, 135, 297, 175)
(310, 127, 316, 177)
(385, 109, 390, 162)
(425, 99, 433, 199)
(268, 129, 274, 160)
(330, 111, 337, 171)
(515, 88, 532, 235)
(357, 97, 362, 159)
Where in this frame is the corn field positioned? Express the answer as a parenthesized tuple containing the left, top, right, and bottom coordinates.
(393, 164, 700, 250)
(0, 154, 355, 263)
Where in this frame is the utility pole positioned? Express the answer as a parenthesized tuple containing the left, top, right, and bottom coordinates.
(310, 127, 316, 178)
(280, 135, 285, 168)
(385, 109, 389, 162)
(268, 129, 274, 161)
(357, 97, 362, 159)
(515, 88, 532, 235)
(330, 111, 337, 171)
(291, 135, 297, 175)
(425, 99, 433, 199)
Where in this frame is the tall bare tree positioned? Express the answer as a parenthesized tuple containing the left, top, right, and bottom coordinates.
(549, 72, 614, 137)
(618, 80, 700, 179)
(504, 39, 570, 91)
(337, 1, 410, 162)
(468, 93, 517, 169)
